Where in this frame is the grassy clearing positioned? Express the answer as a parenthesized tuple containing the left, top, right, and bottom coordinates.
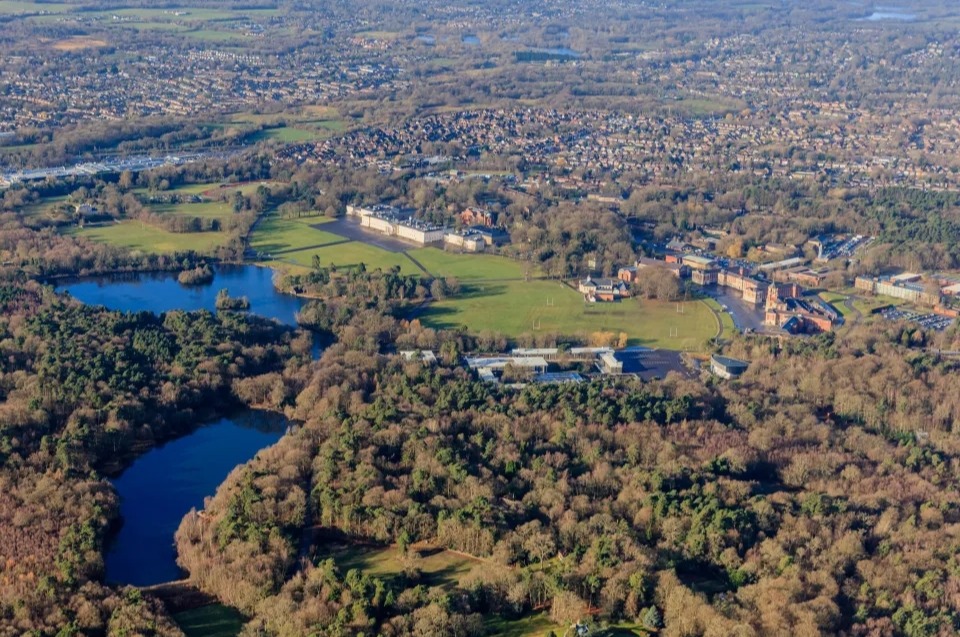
(489, 615, 646, 636)
(354, 30, 402, 40)
(19, 195, 68, 219)
(0, 0, 72, 14)
(134, 180, 282, 199)
(422, 281, 718, 350)
(51, 36, 107, 50)
(182, 29, 247, 42)
(408, 248, 529, 280)
(852, 294, 907, 316)
(174, 604, 244, 637)
(317, 544, 482, 590)
(702, 297, 736, 336)
(487, 613, 565, 636)
(251, 215, 420, 274)
(232, 110, 349, 144)
(818, 292, 854, 318)
(247, 127, 328, 143)
(68, 220, 229, 253)
(150, 200, 235, 222)
(89, 7, 278, 22)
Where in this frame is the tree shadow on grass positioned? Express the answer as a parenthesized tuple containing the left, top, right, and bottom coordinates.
(413, 283, 508, 329)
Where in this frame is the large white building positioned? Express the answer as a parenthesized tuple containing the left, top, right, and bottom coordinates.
(346, 204, 445, 246)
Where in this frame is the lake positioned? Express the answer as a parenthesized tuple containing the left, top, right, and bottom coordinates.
(59, 265, 309, 587)
(60, 264, 307, 327)
(105, 413, 286, 586)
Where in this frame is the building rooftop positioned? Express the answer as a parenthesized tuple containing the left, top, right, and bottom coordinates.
(711, 355, 750, 370)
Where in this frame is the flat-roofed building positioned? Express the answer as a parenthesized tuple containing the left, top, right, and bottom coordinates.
(711, 355, 749, 379)
(598, 352, 623, 375)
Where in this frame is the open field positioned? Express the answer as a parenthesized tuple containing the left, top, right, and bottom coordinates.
(422, 281, 718, 349)
(232, 110, 350, 143)
(0, 1, 72, 14)
(150, 200, 235, 222)
(851, 293, 908, 316)
(51, 36, 108, 51)
(88, 7, 280, 22)
(19, 195, 68, 220)
(488, 614, 565, 637)
(247, 127, 328, 143)
(134, 180, 282, 197)
(317, 544, 482, 589)
(408, 247, 531, 280)
(68, 220, 229, 253)
(174, 604, 244, 637)
(251, 215, 421, 274)
(490, 615, 647, 636)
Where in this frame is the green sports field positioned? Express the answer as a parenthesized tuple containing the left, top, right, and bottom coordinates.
(408, 247, 532, 280)
(68, 220, 229, 253)
(421, 280, 718, 350)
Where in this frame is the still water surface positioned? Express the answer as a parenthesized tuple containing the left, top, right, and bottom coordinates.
(61, 266, 302, 586)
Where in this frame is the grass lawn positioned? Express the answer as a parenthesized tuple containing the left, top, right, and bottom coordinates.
(852, 294, 906, 316)
(354, 29, 402, 40)
(487, 613, 565, 637)
(408, 247, 530, 280)
(488, 614, 648, 636)
(150, 200, 236, 222)
(818, 292, 854, 318)
(173, 604, 244, 637)
(701, 297, 735, 336)
(19, 195, 68, 219)
(182, 29, 247, 42)
(422, 281, 718, 350)
(248, 126, 328, 143)
(251, 215, 420, 274)
(68, 220, 229, 253)
(134, 181, 281, 198)
(317, 544, 482, 590)
(0, 0, 73, 14)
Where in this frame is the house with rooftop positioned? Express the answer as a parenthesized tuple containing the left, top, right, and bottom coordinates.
(578, 276, 630, 302)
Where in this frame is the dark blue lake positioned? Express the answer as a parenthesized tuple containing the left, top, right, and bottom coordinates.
(60, 264, 306, 326)
(105, 414, 285, 586)
(59, 266, 307, 586)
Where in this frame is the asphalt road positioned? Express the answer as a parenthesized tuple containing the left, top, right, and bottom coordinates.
(318, 217, 417, 253)
(702, 287, 767, 332)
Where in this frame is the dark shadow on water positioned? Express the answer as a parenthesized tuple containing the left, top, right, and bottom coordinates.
(104, 411, 287, 587)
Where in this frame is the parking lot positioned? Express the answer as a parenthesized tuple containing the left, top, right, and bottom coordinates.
(879, 307, 955, 331)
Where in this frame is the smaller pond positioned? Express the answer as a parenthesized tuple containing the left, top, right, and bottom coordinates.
(105, 413, 287, 586)
(462, 34, 480, 45)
